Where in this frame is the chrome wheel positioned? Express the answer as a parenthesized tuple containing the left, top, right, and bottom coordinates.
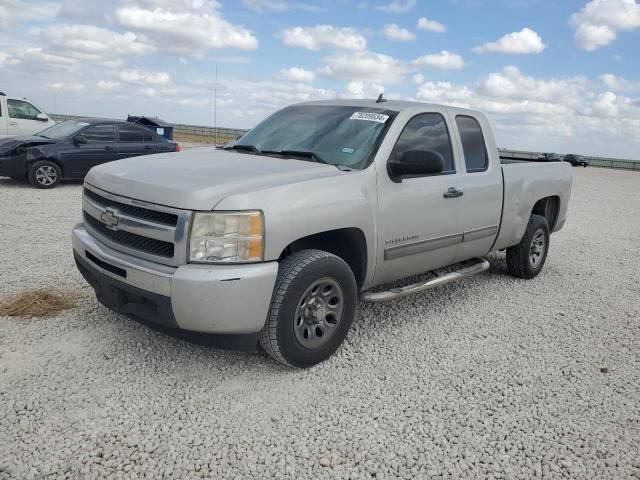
(529, 228, 545, 268)
(294, 277, 344, 349)
(35, 165, 57, 186)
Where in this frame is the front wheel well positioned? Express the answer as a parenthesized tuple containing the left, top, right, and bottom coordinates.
(26, 156, 64, 176)
(531, 196, 560, 231)
(279, 228, 368, 289)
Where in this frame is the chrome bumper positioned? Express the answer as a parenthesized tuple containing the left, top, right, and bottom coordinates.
(72, 223, 278, 334)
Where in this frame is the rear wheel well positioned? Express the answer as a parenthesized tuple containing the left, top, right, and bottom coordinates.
(531, 196, 560, 231)
(279, 228, 367, 289)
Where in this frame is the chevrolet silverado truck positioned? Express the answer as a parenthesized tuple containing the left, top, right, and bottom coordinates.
(72, 99, 572, 367)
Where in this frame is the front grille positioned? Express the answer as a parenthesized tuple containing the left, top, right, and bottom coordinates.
(85, 214, 174, 258)
(84, 188, 178, 226)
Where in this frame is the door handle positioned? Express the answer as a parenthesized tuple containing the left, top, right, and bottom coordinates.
(104, 146, 114, 151)
(144, 145, 152, 150)
(9, 121, 17, 126)
(443, 187, 463, 199)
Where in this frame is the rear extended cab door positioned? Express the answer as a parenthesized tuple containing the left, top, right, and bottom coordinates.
(446, 111, 503, 262)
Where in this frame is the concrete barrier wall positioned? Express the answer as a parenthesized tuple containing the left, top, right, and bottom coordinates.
(50, 114, 639, 171)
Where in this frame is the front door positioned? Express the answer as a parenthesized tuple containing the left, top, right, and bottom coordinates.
(6, 99, 48, 136)
(63, 124, 118, 177)
(374, 112, 465, 285)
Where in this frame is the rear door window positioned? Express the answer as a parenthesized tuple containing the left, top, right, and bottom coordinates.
(456, 115, 488, 173)
(118, 124, 145, 142)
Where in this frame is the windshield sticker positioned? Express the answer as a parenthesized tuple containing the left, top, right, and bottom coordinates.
(349, 112, 389, 124)
(342, 147, 355, 154)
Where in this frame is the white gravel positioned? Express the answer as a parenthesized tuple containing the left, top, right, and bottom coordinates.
(1, 168, 639, 479)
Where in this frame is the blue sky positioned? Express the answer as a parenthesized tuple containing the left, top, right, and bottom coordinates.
(1, 0, 639, 158)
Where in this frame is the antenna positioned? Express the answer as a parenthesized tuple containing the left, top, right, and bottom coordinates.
(214, 65, 218, 146)
(376, 93, 386, 103)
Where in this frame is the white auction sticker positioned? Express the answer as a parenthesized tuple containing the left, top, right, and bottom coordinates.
(349, 112, 389, 124)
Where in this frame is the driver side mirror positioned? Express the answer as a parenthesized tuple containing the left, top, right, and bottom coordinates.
(388, 150, 444, 181)
(35, 113, 49, 121)
(74, 135, 87, 145)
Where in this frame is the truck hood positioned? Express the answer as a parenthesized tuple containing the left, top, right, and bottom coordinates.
(0, 135, 58, 156)
(85, 148, 345, 210)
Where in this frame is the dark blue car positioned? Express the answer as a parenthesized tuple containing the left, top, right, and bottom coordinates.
(0, 118, 180, 188)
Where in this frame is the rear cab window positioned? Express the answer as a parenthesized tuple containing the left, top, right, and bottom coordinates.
(456, 115, 488, 173)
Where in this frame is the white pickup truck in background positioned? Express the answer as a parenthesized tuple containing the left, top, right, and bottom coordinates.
(73, 98, 573, 367)
(0, 92, 55, 137)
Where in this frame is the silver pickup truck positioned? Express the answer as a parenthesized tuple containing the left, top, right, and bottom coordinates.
(72, 99, 572, 367)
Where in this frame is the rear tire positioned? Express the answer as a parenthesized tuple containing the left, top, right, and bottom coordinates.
(258, 249, 357, 368)
(28, 160, 61, 189)
(506, 214, 549, 279)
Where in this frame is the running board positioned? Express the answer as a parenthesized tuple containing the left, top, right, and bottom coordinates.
(360, 257, 490, 303)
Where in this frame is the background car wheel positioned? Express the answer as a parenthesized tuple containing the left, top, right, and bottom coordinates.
(28, 160, 61, 189)
(506, 214, 550, 279)
(258, 249, 357, 368)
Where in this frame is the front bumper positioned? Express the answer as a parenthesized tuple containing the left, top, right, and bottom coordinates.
(72, 223, 278, 340)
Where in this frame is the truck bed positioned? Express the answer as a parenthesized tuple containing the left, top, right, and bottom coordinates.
(492, 159, 572, 252)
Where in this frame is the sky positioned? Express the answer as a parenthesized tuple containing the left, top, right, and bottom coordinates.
(0, 0, 639, 159)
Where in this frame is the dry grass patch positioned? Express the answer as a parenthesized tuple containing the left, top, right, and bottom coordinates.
(0, 288, 81, 319)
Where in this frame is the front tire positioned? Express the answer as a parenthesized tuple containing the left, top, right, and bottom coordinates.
(506, 214, 550, 279)
(258, 249, 357, 368)
(28, 160, 61, 189)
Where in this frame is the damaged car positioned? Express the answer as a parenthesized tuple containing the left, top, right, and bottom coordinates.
(0, 118, 180, 188)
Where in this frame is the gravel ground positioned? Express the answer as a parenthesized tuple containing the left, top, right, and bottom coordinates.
(0, 168, 638, 480)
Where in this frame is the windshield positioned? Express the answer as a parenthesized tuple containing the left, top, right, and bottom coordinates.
(37, 120, 90, 139)
(234, 105, 395, 169)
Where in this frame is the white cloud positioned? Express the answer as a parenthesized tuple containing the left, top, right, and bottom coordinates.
(0, 5, 8, 27)
(119, 69, 171, 86)
(412, 67, 640, 157)
(319, 50, 407, 84)
(97, 80, 121, 91)
(376, 0, 416, 13)
(476, 66, 581, 103)
(280, 67, 316, 83)
(40, 24, 155, 57)
(413, 73, 425, 84)
(473, 27, 545, 54)
(280, 25, 367, 51)
(412, 50, 464, 69)
(48, 82, 84, 92)
(114, 3, 258, 55)
(570, 0, 640, 51)
(383, 24, 416, 41)
(599, 73, 640, 91)
(241, 0, 288, 12)
(342, 81, 385, 99)
(417, 17, 446, 33)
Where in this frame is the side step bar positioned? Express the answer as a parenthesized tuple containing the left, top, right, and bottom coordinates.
(360, 257, 490, 303)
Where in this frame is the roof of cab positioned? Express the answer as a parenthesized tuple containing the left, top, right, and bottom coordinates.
(294, 98, 483, 117)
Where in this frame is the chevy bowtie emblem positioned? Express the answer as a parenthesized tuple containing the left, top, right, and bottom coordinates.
(100, 207, 120, 230)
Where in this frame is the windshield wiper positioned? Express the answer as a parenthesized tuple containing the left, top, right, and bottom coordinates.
(262, 149, 329, 165)
(223, 144, 262, 154)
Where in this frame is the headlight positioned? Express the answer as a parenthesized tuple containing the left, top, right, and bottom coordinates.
(189, 211, 264, 263)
